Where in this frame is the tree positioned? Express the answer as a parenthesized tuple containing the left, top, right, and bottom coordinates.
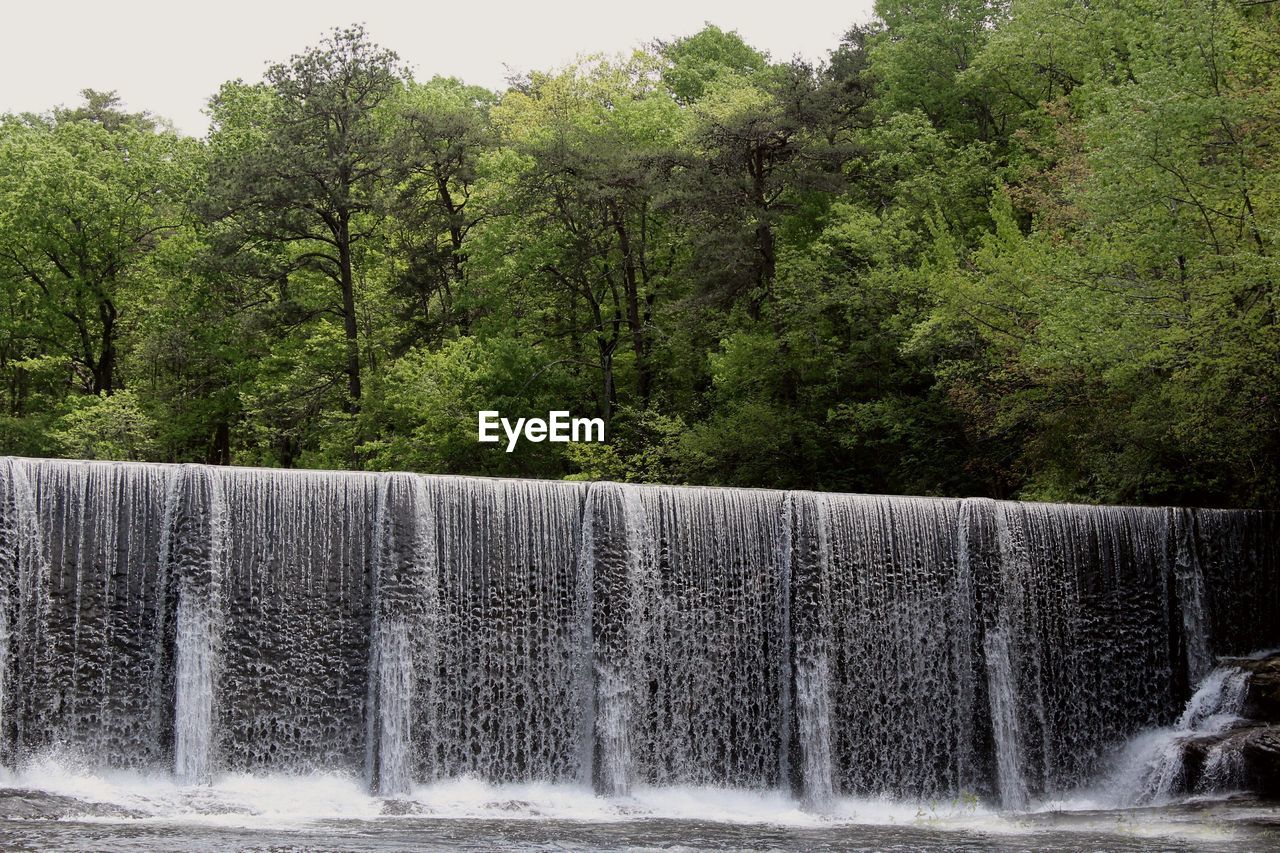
(868, 0, 1010, 142)
(659, 24, 768, 103)
(0, 96, 195, 397)
(206, 25, 405, 414)
(663, 40, 848, 322)
(386, 77, 496, 342)
(470, 56, 683, 429)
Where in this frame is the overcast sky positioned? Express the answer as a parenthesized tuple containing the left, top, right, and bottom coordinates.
(3, 1, 877, 136)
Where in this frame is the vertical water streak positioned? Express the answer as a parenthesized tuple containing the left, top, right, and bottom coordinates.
(1191, 508, 1280, 659)
(991, 501, 1180, 796)
(789, 492, 835, 809)
(0, 459, 47, 764)
(171, 465, 229, 783)
(983, 628, 1029, 810)
(953, 498, 992, 795)
(990, 501, 1048, 796)
(584, 483, 655, 796)
(367, 473, 436, 796)
(776, 493, 794, 794)
(793, 652, 835, 809)
(215, 467, 378, 771)
(625, 485, 787, 787)
(3, 460, 175, 764)
(573, 485, 597, 788)
(1172, 508, 1212, 685)
(817, 494, 973, 799)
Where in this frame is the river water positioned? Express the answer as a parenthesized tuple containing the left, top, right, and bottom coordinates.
(1, 766, 1277, 851)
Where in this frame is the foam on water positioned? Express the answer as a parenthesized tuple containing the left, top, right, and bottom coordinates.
(0, 756, 1004, 830)
(3, 756, 1276, 850)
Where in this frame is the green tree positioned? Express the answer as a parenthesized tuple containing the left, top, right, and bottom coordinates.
(0, 96, 195, 397)
(386, 77, 496, 342)
(206, 25, 406, 414)
(469, 55, 684, 430)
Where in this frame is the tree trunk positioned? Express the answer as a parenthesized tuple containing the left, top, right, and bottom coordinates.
(599, 347, 616, 436)
(750, 148, 776, 322)
(437, 174, 470, 333)
(611, 202, 652, 404)
(208, 421, 231, 465)
(337, 214, 363, 411)
(93, 300, 118, 395)
(753, 216, 776, 321)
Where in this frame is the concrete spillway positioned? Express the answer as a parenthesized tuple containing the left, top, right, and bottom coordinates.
(1, 457, 1275, 806)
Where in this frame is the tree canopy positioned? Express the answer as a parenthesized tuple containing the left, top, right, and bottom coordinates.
(3, 5, 1278, 509)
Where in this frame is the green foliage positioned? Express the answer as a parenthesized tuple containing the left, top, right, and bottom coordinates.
(50, 390, 159, 461)
(1, 6, 1277, 508)
(358, 337, 577, 477)
(0, 103, 196, 396)
(660, 25, 768, 102)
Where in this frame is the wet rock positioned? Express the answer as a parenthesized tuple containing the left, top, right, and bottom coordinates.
(1230, 656, 1280, 722)
(1241, 726, 1280, 799)
(379, 797, 429, 815)
(0, 788, 146, 820)
(1182, 652, 1280, 799)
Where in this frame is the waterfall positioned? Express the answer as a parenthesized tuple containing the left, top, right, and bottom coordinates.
(214, 467, 378, 771)
(809, 493, 980, 799)
(425, 476, 587, 782)
(621, 485, 788, 788)
(0, 460, 174, 765)
(0, 459, 45, 765)
(1190, 509, 1280, 659)
(988, 500, 1182, 794)
(583, 483, 654, 796)
(0, 457, 1276, 810)
(170, 465, 228, 783)
(983, 628, 1029, 810)
(1106, 665, 1251, 803)
(1172, 509, 1212, 684)
(367, 473, 436, 796)
(788, 492, 834, 809)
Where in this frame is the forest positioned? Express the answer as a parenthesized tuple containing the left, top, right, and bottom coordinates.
(1, 0, 1277, 509)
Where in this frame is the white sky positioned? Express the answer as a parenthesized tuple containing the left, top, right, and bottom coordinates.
(3, 1, 877, 136)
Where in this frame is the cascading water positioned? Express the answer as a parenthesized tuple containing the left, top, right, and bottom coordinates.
(169, 465, 228, 783)
(804, 493, 982, 800)
(1172, 508, 1213, 684)
(984, 501, 1184, 793)
(422, 476, 587, 783)
(0, 460, 175, 766)
(0, 457, 1276, 813)
(367, 473, 436, 795)
(0, 458, 45, 766)
(983, 627, 1029, 811)
(1106, 665, 1252, 803)
(215, 467, 378, 772)
(581, 482, 653, 796)
(615, 484, 789, 789)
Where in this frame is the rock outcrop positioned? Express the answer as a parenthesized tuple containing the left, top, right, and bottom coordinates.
(1111, 653, 1280, 803)
(1203, 654, 1280, 798)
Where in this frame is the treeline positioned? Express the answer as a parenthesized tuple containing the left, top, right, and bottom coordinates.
(2, 1, 1278, 508)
